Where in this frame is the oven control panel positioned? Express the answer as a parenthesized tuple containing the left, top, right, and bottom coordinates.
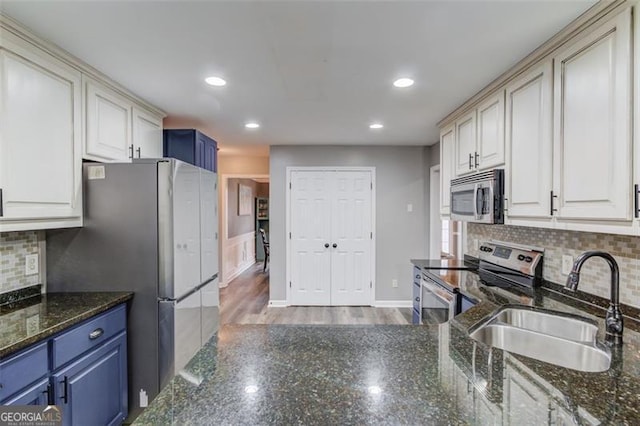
(478, 241, 543, 277)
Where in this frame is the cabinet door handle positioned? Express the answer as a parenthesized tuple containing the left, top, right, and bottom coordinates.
(129, 144, 134, 159)
(136, 147, 141, 158)
(634, 184, 639, 219)
(89, 328, 104, 340)
(474, 152, 479, 168)
(550, 191, 558, 216)
(0, 188, 3, 217)
(468, 154, 473, 170)
(60, 376, 69, 404)
(43, 383, 52, 405)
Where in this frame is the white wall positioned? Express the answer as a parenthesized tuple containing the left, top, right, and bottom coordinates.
(269, 145, 430, 303)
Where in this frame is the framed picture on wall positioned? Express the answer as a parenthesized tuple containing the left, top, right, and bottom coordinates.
(238, 184, 252, 216)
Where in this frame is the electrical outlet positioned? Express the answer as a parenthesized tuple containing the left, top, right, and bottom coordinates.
(391, 279, 398, 288)
(25, 253, 39, 276)
(562, 255, 574, 275)
(407, 204, 413, 213)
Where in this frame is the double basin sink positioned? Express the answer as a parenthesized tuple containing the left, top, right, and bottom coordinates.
(469, 305, 611, 372)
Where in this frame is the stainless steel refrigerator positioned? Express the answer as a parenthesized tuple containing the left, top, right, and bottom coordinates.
(46, 159, 219, 419)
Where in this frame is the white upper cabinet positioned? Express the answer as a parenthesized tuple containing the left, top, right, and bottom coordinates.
(454, 110, 477, 176)
(505, 61, 553, 219)
(552, 9, 632, 221)
(440, 124, 455, 215)
(454, 92, 505, 177)
(476, 92, 505, 171)
(85, 78, 133, 162)
(132, 107, 163, 159)
(0, 30, 82, 231)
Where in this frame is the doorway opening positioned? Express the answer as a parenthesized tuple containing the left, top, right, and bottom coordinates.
(219, 174, 270, 287)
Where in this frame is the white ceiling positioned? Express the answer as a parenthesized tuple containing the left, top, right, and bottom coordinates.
(1, 1, 596, 156)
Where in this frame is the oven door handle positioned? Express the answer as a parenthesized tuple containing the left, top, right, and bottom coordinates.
(422, 278, 456, 305)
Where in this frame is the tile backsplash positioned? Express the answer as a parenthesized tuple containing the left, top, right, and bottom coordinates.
(0, 231, 43, 293)
(467, 223, 640, 309)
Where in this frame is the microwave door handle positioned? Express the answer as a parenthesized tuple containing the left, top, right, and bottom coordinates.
(473, 183, 481, 219)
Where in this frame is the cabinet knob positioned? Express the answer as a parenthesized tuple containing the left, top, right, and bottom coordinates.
(332, 243, 337, 248)
(415, 297, 420, 302)
(324, 243, 330, 248)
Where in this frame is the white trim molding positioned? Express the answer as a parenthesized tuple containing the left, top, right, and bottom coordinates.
(373, 300, 413, 308)
(268, 300, 288, 307)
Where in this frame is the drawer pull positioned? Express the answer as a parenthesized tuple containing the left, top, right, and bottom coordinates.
(89, 328, 104, 340)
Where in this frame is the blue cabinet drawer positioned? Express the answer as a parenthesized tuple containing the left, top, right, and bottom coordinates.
(52, 305, 126, 369)
(0, 342, 48, 402)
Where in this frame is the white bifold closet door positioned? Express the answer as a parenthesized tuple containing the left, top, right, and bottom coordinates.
(290, 170, 373, 306)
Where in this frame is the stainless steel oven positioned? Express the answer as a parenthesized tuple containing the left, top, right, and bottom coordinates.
(421, 274, 460, 325)
(450, 169, 504, 224)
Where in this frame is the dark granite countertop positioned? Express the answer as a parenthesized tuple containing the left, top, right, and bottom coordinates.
(0, 292, 133, 358)
(134, 278, 639, 424)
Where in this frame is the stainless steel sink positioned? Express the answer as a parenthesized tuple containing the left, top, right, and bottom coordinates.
(490, 306, 599, 343)
(469, 305, 611, 372)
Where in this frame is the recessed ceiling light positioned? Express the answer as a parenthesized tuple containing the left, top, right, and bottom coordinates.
(245, 122, 260, 129)
(205, 76, 226, 86)
(369, 123, 384, 129)
(393, 78, 414, 88)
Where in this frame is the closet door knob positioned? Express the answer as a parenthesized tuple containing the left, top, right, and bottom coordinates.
(324, 243, 330, 248)
(332, 243, 337, 248)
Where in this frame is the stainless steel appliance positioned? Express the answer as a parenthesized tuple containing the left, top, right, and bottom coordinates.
(450, 169, 504, 224)
(46, 159, 219, 420)
(477, 240, 543, 288)
(420, 269, 478, 325)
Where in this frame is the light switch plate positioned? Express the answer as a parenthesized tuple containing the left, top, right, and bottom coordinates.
(25, 253, 39, 276)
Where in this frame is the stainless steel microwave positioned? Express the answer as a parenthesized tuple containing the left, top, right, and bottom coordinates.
(450, 169, 504, 224)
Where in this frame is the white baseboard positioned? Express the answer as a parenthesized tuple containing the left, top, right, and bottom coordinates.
(225, 260, 255, 284)
(268, 300, 288, 307)
(373, 300, 412, 308)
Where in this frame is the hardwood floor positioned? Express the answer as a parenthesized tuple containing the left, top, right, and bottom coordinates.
(219, 263, 412, 325)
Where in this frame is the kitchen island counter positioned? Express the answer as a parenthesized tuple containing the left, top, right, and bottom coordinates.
(135, 290, 640, 425)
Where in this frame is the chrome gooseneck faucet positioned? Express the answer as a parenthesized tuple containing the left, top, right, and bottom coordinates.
(565, 251, 623, 346)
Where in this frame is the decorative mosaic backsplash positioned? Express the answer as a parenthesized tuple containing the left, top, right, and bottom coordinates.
(467, 224, 640, 309)
(0, 231, 42, 293)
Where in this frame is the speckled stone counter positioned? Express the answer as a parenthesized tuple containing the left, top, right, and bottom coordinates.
(0, 292, 133, 358)
(134, 278, 640, 424)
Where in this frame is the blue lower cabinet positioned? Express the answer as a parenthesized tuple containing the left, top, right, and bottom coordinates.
(0, 341, 48, 402)
(2, 378, 50, 405)
(412, 308, 421, 324)
(53, 332, 128, 426)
